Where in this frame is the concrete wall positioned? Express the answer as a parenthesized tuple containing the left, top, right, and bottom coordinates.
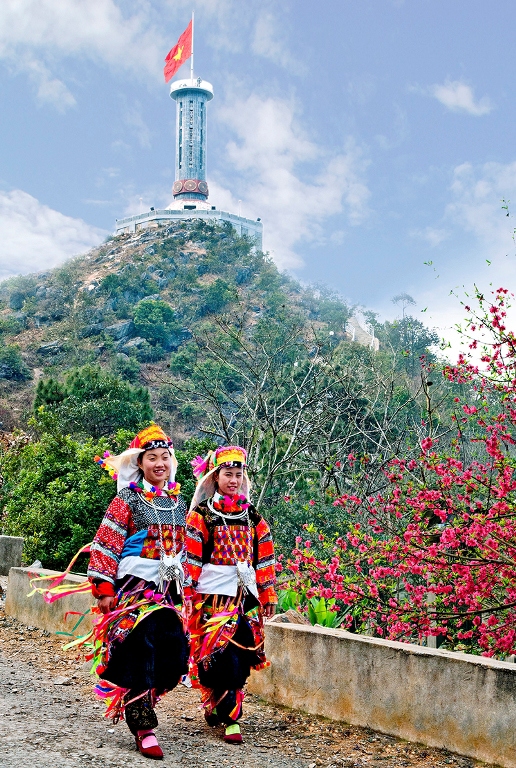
(249, 622, 516, 768)
(0, 535, 24, 576)
(5, 567, 94, 635)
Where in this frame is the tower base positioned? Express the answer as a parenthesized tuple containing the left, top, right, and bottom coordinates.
(114, 207, 263, 250)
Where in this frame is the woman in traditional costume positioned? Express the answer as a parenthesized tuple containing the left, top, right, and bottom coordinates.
(184, 446, 277, 744)
(87, 424, 189, 759)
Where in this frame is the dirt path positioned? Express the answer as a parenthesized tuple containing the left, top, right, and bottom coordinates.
(0, 604, 487, 768)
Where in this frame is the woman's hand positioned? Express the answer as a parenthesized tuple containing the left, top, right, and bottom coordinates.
(97, 595, 116, 614)
(263, 603, 276, 620)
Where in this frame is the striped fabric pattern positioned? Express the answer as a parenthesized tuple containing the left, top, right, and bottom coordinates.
(185, 502, 277, 605)
(88, 490, 187, 585)
(88, 496, 135, 584)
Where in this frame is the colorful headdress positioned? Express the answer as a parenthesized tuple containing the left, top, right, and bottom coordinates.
(94, 424, 178, 492)
(189, 445, 249, 510)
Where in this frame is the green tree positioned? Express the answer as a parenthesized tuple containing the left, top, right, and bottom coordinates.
(111, 354, 141, 383)
(175, 437, 217, 504)
(379, 315, 439, 375)
(202, 279, 236, 314)
(34, 365, 153, 439)
(133, 299, 180, 346)
(0, 419, 121, 570)
(34, 377, 66, 408)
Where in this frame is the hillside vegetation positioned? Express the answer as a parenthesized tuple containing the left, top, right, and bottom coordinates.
(0, 219, 444, 566)
(0, 220, 354, 431)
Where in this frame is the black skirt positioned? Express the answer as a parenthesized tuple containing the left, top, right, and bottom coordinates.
(197, 594, 261, 693)
(100, 580, 188, 694)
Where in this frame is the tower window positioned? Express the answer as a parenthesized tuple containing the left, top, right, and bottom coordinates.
(189, 99, 194, 167)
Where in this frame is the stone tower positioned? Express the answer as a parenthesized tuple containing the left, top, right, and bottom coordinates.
(114, 69, 262, 248)
(169, 77, 213, 205)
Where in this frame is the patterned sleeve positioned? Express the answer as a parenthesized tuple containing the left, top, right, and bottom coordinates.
(254, 516, 278, 606)
(184, 508, 210, 589)
(87, 495, 132, 586)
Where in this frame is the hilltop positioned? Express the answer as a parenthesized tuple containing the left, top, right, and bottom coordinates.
(0, 219, 353, 436)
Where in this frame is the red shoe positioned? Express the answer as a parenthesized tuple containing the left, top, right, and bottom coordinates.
(224, 723, 243, 744)
(135, 730, 164, 759)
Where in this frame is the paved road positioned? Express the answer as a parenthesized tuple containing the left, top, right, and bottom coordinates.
(0, 607, 482, 768)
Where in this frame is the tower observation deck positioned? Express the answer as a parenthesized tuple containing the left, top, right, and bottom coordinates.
(114, 75, 262, 248)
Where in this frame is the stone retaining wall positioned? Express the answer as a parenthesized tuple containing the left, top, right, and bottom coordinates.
(249, 622, 516, 768)
(0, 536, 24, 576)
(5, 567, 93, 635)
(5, 566, 516, 765)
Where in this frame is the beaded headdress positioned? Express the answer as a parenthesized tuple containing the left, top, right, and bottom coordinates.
(189, 445, 249, 510)
(94, 424, 178, 492)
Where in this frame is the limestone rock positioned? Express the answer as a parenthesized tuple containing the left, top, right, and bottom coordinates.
(37, 340, 63, 355)
(269, 609, 310, 625)
(120, 337, 147, 353)
(104, 320, 134, 341)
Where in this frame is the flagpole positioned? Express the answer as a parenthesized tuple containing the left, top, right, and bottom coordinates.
(191, 10, 194, 82)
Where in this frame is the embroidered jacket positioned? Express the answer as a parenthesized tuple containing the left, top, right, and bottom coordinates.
(88, 487, 188, 588)
(185, 501, 277, 606)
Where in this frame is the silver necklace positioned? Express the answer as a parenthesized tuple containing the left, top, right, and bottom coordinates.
(149, 496, 184, 593)
(208, 497, 256, 594)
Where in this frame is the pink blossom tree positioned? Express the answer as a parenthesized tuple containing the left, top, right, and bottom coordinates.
(281, 287, 516, 657)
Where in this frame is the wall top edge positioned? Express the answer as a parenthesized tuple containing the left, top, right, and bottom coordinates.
(265, 621, 516, 671)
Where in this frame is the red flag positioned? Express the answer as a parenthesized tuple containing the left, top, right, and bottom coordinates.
(164, 21, 192, 83)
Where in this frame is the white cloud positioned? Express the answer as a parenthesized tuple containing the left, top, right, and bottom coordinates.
(122, 102, 153, 149)
(212, 95, 371, 269)
(430, 80, 493, 116)
(0, 0, 167, 108)
(24, 60, 76, 111)
(447, 161, 516, 245)
(398, 160, 516, 358)
(0, 1, 299, 109)
(251, 11, 305, 74)
(0, 0, 161, 70)
(410, 226, 449, 247)
(0, 189, 107, 280)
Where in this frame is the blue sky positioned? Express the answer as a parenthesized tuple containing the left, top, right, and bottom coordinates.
(2, 0, 516, 340)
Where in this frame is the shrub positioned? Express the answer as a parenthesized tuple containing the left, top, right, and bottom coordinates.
(201, 279, 236, 314)
(175, 437, 217, 503)
(133, 299, 180, 346)
(0, 345, 32, 381)
(111, 354, 141, 383)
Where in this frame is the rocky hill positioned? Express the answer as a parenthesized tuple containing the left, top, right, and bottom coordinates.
(0, 219, 352, 437)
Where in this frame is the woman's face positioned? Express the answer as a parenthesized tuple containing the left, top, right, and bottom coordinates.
(139, 448, 172, 488)
(216, 466, 244, 497)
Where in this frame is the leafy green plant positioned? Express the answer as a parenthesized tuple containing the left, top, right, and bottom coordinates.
(133, 299, 181, 346)
(111, 354, 141, 382)
(175, 436, 217, 503)
(201, 279, 237, 314)
(0, 422, 119, 570)
(307, 597, 344, 628)
(277, 588, 301, 613)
